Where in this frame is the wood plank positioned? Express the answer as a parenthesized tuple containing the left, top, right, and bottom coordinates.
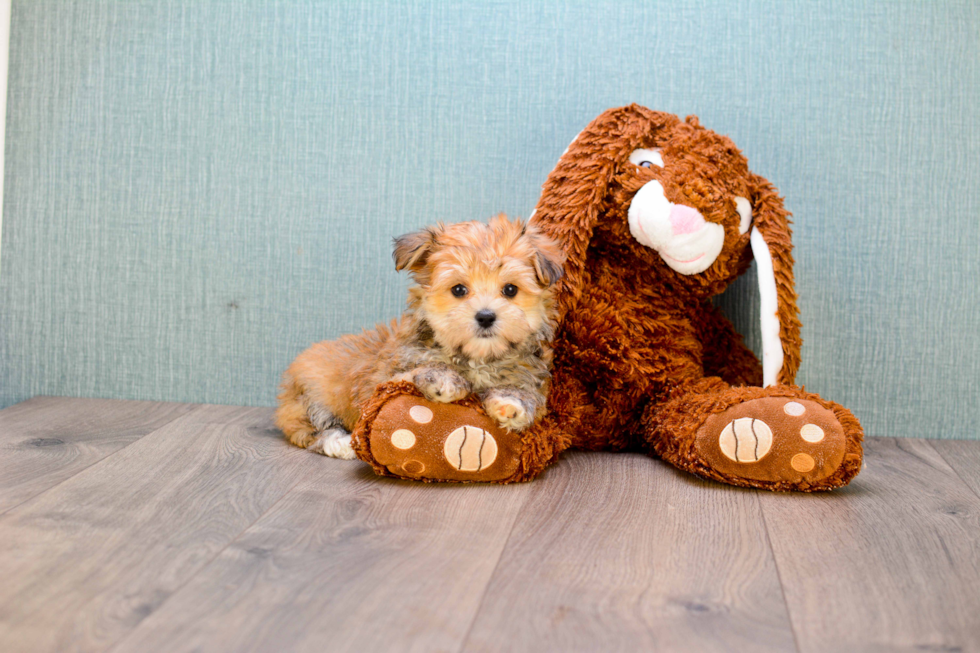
(760, 437, 980, 653)
(109, 461, 532, 653)
(930, 439, 980, 500)
(0, 396, 193, 514)
(0, 404, 324, 653)
(461, 452, 797, 652)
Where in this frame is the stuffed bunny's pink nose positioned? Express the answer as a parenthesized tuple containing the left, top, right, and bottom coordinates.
(669, 204, 705, 235)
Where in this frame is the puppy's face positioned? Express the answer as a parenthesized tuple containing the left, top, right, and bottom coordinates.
(394, 215, 564, 361)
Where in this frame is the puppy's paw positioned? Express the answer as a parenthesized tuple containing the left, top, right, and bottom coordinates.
(309, 429, 357, 460)
(483, 395, 532, 431)
(413, 366, 471, 403)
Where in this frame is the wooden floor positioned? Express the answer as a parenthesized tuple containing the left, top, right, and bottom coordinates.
(0, 397, 978, 652)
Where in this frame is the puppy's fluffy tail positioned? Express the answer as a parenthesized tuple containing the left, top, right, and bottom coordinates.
(275, 373, 317, 449)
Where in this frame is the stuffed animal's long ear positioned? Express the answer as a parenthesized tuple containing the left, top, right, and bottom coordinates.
(747, 173, 802, 386)
(530, 105, 679, 318)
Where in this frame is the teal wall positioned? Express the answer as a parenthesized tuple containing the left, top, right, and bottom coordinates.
(2, 1, 978, 439)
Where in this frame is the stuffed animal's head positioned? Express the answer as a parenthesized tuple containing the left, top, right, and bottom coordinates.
(530, 104, 801, 386)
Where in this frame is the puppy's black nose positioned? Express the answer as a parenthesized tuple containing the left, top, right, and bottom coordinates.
(475, 309, 496, 329)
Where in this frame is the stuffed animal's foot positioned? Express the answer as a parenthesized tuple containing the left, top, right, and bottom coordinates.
(353, 393, 524, 482)
(694, 396, 857, 489)
(646, 384, 863, 491)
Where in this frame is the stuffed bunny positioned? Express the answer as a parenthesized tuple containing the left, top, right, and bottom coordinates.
(352, 105, 863, 491)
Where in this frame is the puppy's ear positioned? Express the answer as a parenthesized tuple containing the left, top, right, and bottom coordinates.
(534, 251, 564, 287)
(392, 226, 441, 272)
(523, 225, 565, 287)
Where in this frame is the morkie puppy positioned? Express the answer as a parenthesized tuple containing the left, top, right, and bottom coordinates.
(275, 214, 565, 459)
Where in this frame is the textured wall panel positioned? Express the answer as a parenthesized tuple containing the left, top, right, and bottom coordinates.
(1, 1, 978, 439)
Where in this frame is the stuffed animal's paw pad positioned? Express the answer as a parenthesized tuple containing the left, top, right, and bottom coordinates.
(444, 426, 498, 472)
(718, 418, 773, 463)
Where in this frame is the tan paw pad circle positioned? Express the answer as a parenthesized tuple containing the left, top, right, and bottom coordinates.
(719, 418, 773, 463)
(783, 401, 806, 417)
(402, 460, 425, 475)
(390, 429, 416, 450)
(409, 405, 433, 424)
(791, 453, 815, 473)
(800, 423, 825, 443)
(444, 426, 497, 472)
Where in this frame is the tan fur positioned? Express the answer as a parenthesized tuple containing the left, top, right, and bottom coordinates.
(275, 215, 565, 449)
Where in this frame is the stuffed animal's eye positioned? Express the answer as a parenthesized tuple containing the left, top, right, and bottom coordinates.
(502, 284, 518, 298)
(628, 148, 664, 169)
(451, 284, 468, 297)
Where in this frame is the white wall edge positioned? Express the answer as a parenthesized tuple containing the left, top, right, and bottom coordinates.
(0, 0, 10, 279)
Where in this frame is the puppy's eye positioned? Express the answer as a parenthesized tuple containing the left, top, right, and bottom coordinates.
(502, 284, 518, 298)
(451, 284, 468, 298)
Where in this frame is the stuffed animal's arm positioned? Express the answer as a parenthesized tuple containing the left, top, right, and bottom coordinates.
(697, 302, 763, 387)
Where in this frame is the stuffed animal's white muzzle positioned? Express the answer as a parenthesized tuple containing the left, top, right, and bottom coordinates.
(627, 180, 725, 275)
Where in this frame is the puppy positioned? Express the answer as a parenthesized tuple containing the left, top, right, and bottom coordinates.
(275, 214, 565, 459)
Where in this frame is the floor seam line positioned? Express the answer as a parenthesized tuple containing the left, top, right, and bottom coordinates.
(926, 440, 980, 503)
(455, 486, 534, 653)
(757, 493, 805, 653)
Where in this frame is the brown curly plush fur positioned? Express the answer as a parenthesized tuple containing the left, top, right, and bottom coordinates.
(353, 105, 864, 491)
